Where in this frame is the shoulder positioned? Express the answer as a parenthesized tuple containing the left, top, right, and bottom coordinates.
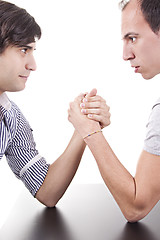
(146, 98, 160, 128)
(144, 98, 160, 155)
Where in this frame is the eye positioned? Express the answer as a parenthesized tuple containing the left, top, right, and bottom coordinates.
(129, 36, 136, 43)
(21, 48, 28, 54)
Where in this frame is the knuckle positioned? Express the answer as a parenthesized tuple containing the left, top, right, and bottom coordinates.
(108, 118, 111, 124)
(98, 95, 106, 103)
(101, 97, 105, 103)
(82, 109, 87, 114)
(78, 92, 84, 98)
(98, 102, 101, 108)
(69, 102, 73, 109)
(98, 109, 102, 115)
(99, 115, 103, 122)
(75, 95, 82, 102)
(97, 95, 101, 101)
(84, 102, 88, 108)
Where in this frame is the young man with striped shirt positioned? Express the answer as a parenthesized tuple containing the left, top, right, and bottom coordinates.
(0, 1, 109, 207)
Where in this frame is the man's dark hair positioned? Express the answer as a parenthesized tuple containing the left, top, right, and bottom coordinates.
(140, 0, 160, 33)
(0, 0, 41, 54)
(119, 0, 160, 34)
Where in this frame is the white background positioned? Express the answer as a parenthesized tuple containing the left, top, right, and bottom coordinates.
(0, 0, 160, 228)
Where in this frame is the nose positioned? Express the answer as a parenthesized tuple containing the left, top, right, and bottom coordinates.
(123, 42, 135, 61)
(25, 55, 37, 71)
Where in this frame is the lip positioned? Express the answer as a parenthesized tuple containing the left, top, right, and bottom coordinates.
(131, 66, 140, 73)
(19, 75, 29, 80)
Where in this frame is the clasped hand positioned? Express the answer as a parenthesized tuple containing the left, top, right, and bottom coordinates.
(68, 89, 111, 138)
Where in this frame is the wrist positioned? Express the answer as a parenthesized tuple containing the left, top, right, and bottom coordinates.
(83, 130, 104, 145)
(83, 130, 102, 139)
(73, 130, 85, 141)
(80, 121, 101, 139)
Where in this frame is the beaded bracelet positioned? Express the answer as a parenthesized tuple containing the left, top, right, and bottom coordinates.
(83, 130, 102, 139)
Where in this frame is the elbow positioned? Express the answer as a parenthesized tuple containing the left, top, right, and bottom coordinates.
(123, 205, 148, 223)
(120, 195, 151, 223)
(125, 213, 143, 223)
(38, 197, 60, 208)
(36, 186, 64, 208)
(36, 192, 61, 208)
(43, 199, 57, 208)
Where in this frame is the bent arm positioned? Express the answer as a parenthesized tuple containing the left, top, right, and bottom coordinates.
(84, 133, 160, 222)
(36, 130, 85, 207)
(36, 89, 103, 207)
(68, 95, 160, 222)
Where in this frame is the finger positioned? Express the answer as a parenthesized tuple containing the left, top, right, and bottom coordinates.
(83, 95, 105, 103)
(76, 93, 86, 102)
(80, 101, 101, 109)
(78, 93, 85, 97)
(87, 114, 111, 126)
(81, 108, 101, 115)
(81, 109, 111, 123)
(84, 92, 88, 96)
(85, 88, 97, 98)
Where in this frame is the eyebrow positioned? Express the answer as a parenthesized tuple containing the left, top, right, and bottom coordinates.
(19, 45, 36, 51)
(123, 32, 139, 39)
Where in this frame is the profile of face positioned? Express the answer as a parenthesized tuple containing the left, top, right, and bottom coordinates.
(0, 42, 37, 95)
(121, 0, 160, 80)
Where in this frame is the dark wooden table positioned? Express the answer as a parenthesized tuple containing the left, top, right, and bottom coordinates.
(0, 184, 160, 240)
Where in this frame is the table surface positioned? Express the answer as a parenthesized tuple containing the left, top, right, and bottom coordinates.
(0, 184, 160, 240)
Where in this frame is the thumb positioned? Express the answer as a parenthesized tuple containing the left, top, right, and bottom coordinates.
(86, 88, 97, 97)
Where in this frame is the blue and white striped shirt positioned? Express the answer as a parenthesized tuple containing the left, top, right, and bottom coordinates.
(0, 93, 49, 196)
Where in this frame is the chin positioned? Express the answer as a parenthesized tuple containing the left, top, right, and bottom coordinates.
(142, 69, 160, 80)
(142, 73, 155, 80)
(9, 86, 26, 92)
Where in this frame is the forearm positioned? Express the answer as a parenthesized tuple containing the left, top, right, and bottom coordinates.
(68, 91, 158, 221)
(84, 132, 143, 222)
(36, 130, 86, 206)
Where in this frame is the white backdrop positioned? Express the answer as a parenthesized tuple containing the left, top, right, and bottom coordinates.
(0, 0, 160, 227)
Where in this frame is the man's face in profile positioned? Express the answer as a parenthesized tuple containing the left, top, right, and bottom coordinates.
(121, 0, 160, 80)
(0, 42, 36, 95)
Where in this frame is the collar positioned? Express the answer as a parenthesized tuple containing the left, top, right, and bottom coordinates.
(0, 92, 11, 111)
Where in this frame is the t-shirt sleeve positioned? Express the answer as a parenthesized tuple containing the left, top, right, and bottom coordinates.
(5, 104, 50, 197)
(144, 99, 160, 156)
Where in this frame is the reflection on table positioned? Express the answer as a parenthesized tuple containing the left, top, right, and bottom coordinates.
(0, 184, 160, 240)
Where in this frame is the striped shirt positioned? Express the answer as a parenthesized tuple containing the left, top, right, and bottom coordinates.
(0, 93, 49, 196)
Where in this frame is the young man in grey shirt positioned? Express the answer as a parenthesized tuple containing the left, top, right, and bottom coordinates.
(68, 0, 160, 222)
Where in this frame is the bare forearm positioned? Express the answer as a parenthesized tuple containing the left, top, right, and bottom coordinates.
(84, 132, 143, 222)
(67, 91, 160, 222)
(36, 130, 86, 206)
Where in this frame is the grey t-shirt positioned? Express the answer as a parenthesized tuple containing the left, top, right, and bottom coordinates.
(144, 98, 160, 155)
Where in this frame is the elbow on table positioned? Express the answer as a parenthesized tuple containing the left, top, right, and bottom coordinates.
(36, 191, 61, 208)
(123, 205, 148, 223)
(125, 212, 145, 223)
(37, 196, 60, 208)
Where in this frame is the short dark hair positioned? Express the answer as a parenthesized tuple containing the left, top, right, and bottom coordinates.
(119, 0, 160, 34)
(0, 0, 41, 54)
(140, 0, 160, 33)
